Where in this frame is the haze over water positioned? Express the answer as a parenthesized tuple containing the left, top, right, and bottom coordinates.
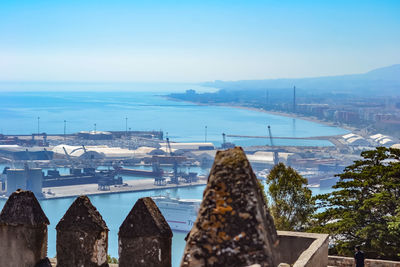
(0, 86, 347, 147)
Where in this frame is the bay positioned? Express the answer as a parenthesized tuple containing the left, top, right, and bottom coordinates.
(0, 85, 347, 266)
(0, 89, 348, 147)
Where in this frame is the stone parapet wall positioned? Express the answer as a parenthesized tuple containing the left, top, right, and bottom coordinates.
(0, 192, 173, 267)
(278, 231, 329, 267)
(48, 258, 118, 267)
(3, 148, 398, 266)
(329, 256, 400, 267)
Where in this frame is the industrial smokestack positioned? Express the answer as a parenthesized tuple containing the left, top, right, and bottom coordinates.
(293, 86, 296, 113)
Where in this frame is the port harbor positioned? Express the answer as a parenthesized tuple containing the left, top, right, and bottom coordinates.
(0, 130, 210, 199)
(1, 127, 399, 199)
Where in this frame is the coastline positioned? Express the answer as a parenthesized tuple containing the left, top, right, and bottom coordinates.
(219, 104, 355, 133)
(163, 96, 355, 133)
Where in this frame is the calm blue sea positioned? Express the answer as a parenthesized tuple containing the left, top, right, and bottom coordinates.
(0, 90, 347, 146)
(0, 86, 347, 266)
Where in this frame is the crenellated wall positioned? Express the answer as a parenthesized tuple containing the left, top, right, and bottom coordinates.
(328, 256, 400, 267)
(1, 147, 397, 267)
(0, 191, 172, 267)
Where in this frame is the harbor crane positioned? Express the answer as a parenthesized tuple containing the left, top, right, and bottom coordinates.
(221, 133, 235, 149)
(43, 148, 52, 161)
(267, 125, 279, 165)
(267, 126, 274, 146)
(166, 138, 179, 184)
(43, 147, 58, 170)
(62, 146, 77, 169)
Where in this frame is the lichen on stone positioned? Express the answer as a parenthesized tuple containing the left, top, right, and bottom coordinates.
(56, 195, 108, 232)
(119, 197, 172, 238)
(180, 147, 278, 267)
(0, 189, 49, 227)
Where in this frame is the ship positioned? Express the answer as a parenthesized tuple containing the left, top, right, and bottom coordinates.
(152, 195, 201, 232)
(43, 167, 122, 188)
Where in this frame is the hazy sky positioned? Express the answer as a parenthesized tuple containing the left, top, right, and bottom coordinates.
(0, 0, 399, 82)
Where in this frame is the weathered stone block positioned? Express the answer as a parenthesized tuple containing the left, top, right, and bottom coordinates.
(277, 231, 329, 267)
(0, 189, 49, 267)
(119, 197, 172, 267)
(56, 195, 109, 267)
(181, 147, 278, 267)
(328, 255, 400, 267)
(34, 257, 52, 267)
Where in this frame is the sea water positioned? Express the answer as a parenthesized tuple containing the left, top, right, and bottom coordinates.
(0, 90, 347, 146)
(0, 87, 347, 266)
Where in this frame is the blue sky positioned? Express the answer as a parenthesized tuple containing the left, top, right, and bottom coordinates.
(0, 0, 399, 82)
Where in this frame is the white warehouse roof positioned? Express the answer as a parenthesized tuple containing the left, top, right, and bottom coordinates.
(346, 137, 370, 146)
(370, 134, 386, 140)
(391, 144, 400, 149)
(159, 142, 215, 150)
(379, 138, 395, 146)
(342, 133, 358, 140)
(52, 145, 158, 158)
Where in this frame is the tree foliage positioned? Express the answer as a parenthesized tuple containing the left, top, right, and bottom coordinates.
(107, 254, 118, 264)
(388, 207, 400, 257)
(266, 163, 315, 231)
(313, 147, 400, 260)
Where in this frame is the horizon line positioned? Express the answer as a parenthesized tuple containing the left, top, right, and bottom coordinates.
(0, 62, 398, 84)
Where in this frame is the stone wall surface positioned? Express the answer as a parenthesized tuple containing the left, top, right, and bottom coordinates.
(277, 233, 314, 264)
(181, 147, 279, 267)
(277, 231, 329, 267)
(47, 258, 118, 267)
(35, 257, 52, 267)
(56, 195, 109, 267)
(0, 189, 49, 267)
(329, 256, 400, 267)
(118, 197, 172, 267)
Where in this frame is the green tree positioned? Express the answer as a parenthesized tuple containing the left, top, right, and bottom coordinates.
(313, 147, 400, 260)
(107, 254, 118, 264)
(388, 207, 400, 257)
(266, 162, 315, 231)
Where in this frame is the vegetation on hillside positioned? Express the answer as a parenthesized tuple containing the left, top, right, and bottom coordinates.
(266, 163, 315, 231)
(107, 255, 118, 264)
(312, 147, 400, 260)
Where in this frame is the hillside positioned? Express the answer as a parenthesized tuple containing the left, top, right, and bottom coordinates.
(202, 64, 400, 96)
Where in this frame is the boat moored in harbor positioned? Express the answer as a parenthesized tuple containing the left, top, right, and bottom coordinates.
(152, 195, 201, 232)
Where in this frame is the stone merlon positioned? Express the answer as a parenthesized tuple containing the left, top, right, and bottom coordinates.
(119, 197, 172, 238)
(56, 195, 109, 267)
(0, 189, 49, 226)
(56, 195, 108, 232)
(118, 197, 173, 267)
(0, 189, 49, 267)
(181, 147, 279, 267)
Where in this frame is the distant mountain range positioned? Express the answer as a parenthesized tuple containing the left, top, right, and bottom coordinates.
(202, 64, 400, 96)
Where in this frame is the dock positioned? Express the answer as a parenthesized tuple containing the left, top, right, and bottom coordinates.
(226, 134, 343, 140)
(227, 134, 346, 149)
(41, 178, 207, 200)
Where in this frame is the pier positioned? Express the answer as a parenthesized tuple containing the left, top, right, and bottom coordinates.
(226, 134, 343, 140)
(227, 133, 346, 149)
(41, 178, 207, 200)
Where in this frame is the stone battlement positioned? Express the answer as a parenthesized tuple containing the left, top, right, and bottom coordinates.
(0, 147, 332, 266)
